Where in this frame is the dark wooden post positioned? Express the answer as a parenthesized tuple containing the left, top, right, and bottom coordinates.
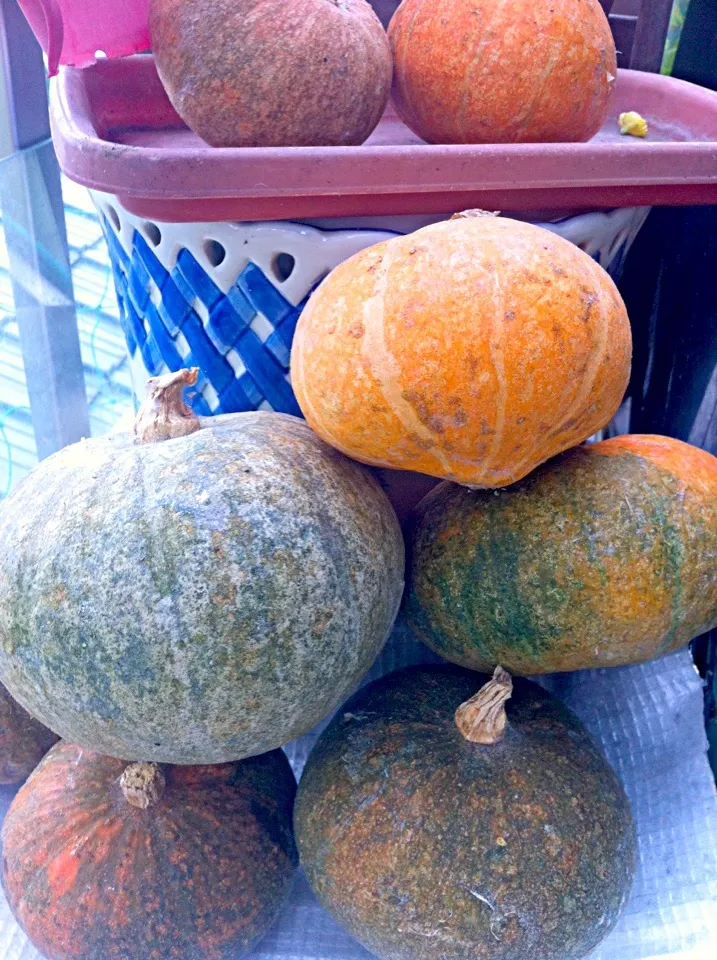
(629, 0, 675, 72)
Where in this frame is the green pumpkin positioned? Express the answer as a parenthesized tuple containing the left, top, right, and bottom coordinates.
(295, 664, 635, 960)
(406, 435, 717, 675)
(0, 370, 404, 764)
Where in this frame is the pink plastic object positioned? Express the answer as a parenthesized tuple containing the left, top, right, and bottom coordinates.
(50, 55, 717, 223)
(18, 0, 149, 76)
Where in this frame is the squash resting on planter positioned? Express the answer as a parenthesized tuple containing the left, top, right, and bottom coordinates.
(0, 369, 404, 763)
(291, 211, 631, 487)
(389, 0, 616, 145)
(406, 434, 717, 674)
(0, 682, 58, 784)
(1, 742, 297, 960)
(295, 664, 635, 960)
(149, 0, 392, 147)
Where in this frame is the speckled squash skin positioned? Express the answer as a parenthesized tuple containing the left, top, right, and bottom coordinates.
(406, 435, 717, 674)
(388, 0, 616, 144)
(149, 0, 392, 147)
(292, 215, 631, 487)
(0, 412, 404, 763)
(0, 682, 58, 784)
(295, 664, 635, 960)
(1, 742, 298, 960)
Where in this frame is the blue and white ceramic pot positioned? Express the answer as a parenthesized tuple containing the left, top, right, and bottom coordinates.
(92, 192, 649, 418)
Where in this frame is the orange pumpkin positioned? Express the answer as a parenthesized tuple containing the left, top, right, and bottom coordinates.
(1, 743, 298, 960)
(291, 213, 631, 488)
(388, 0, 616, 144)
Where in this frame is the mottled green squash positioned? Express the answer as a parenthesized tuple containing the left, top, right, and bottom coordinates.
(406, 435, 717, 674)
(295, 664, 635, 960)
(0, 369, 404, 763)
(1, 742, 297, 960)
(0, 682, 58, 784)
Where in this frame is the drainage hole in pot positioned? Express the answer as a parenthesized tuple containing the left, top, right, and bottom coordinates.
(205, 239, 227, 267)
(272, 252, 295, 283)
(106, 205, 121, 232)
(144, 222, 162, 247)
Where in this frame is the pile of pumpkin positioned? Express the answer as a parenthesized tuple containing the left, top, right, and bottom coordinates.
(1, 211, 716, 960)
(149, 0, 617, 147)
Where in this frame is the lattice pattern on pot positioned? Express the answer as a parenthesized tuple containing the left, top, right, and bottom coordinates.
(103, 222, 311, 416)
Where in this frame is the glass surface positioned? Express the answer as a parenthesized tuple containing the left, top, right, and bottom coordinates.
(0, 140, 132, 497)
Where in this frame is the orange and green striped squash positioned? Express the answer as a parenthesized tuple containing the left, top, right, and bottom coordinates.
(292, 213, 631, 488)
(406, 435, 717, 674)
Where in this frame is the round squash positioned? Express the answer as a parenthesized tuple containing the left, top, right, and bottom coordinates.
(406, 434, 717, 674)
(291, 213, 631, 487)
(1, 742, 297, 960)
(295, 664, 635, 960)
(0, 369, 404, 764)
(388, 0, 616, 144)
(0, 682, 58, 785)
(149, 0, 392, 147)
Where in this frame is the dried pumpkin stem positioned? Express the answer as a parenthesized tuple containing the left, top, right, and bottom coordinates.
(120, 762, 166, 809)
(133, 368, 201, 444)
(455, 666, 513, 744)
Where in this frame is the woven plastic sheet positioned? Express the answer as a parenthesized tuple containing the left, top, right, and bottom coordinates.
(0, 619, 715, 960)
